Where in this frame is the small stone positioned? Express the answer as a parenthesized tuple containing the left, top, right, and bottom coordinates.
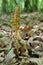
(0, 52, 4, 57)
(0, 57, 4, 62)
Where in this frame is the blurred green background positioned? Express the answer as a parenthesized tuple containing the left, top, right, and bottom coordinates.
(0, 0, 43, 13)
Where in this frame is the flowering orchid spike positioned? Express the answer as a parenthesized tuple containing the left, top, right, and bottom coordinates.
(12, 6, 20, 32)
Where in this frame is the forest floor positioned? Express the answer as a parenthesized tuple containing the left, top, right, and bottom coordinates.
(0, 12, 43, 65)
